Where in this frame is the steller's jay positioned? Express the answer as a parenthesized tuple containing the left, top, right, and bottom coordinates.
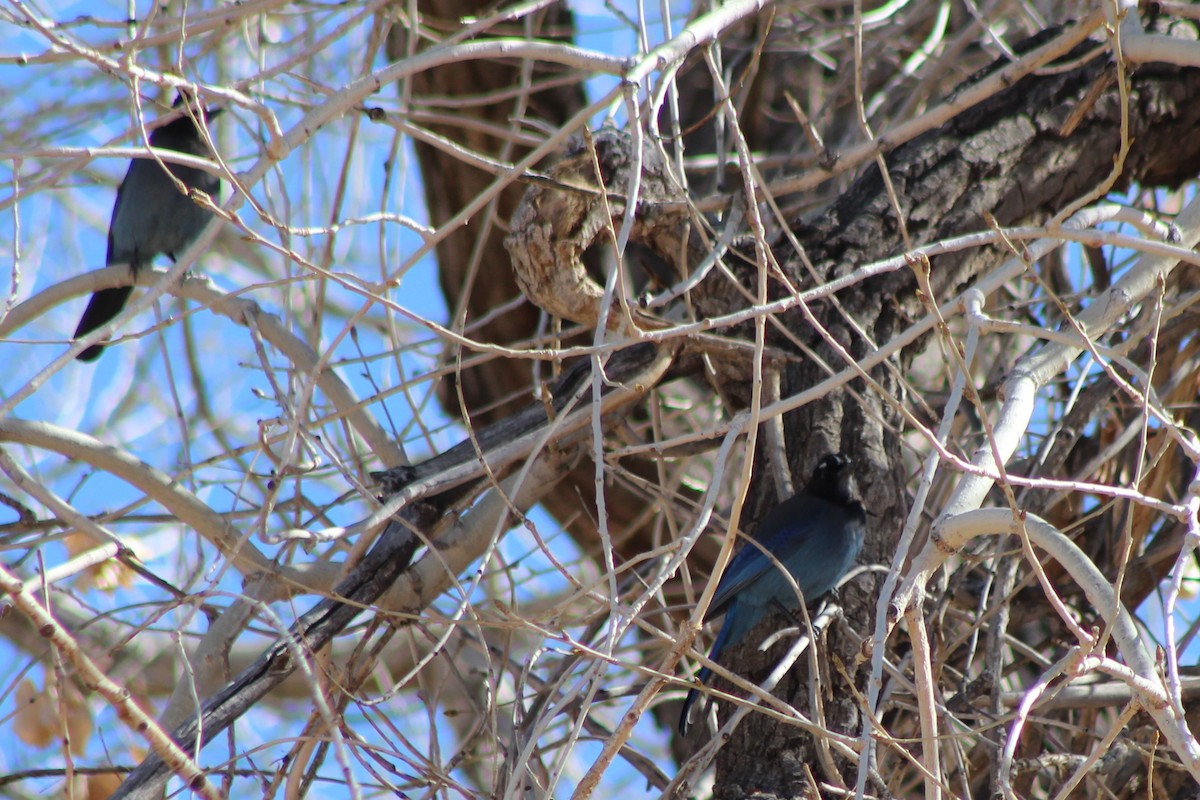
(73, 93, 221, 362)
(678, 452, 866, 736)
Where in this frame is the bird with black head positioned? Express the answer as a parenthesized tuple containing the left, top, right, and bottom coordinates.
(679, 452, 866, 736)
(74, 91, 221, 361)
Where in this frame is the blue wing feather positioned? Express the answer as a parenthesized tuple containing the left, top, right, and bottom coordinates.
(679, 456, 866, 736)
(706, 493, 860, 620)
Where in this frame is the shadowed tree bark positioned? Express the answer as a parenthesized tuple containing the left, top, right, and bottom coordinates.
(686, 37, 1200, 796)
(386, 0, 674, 567)
(404, 8, 1200, 797)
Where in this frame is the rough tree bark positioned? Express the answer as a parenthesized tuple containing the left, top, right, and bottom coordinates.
(402, 6, 1200, 797)
(683, 36, 1200, 797)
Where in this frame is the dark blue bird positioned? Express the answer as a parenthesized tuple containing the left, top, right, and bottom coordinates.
(678, 452, 866, 736)
(74, 94, 220, 362)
